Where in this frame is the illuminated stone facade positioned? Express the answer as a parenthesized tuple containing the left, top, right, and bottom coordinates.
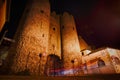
(6, 0, 50, 75)
(0, 0, 6, 31)
(61, 12, 81, 70)
(49, 12, 61, 58)
(4, 0, 120, 76)
(82, 47, 120, 74)
(78, 36, 89, 50)
(6, 0, 82, 76)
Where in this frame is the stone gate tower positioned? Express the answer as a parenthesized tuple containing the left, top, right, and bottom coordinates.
(49, 12, 61, 58)
(6, 0, 50, 75)
(5, 0, 83, 76)
(61, 12, 82, 71)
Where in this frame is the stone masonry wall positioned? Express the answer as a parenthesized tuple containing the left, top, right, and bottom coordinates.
(49, 12, 61, 58)
(61, 12, 82, 70)
(82, 48, 116, 74)
(78, 36, 89, 50)
(6, 0, 50, 75)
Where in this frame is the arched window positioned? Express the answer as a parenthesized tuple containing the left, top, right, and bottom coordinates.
(97, 59, 105, 67)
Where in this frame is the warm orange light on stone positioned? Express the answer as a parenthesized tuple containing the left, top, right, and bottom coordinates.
(6, 0, 50, 75)
(6, 0, 82, 76)
(82, 47, 120, 74)
(0, 0, 6, 32)
(49, 12, 61, 58)
(78, 36, 89, 51)
(61, 12, 82, 70)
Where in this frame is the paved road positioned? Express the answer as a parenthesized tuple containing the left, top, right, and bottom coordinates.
(0, 74, 119, 80)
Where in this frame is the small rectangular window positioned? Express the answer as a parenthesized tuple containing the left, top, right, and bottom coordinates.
(42, 34, 44, 37)
(62, 26, 64, 29)
(53, 27, 55, 31)
(40, 10, 44, 13)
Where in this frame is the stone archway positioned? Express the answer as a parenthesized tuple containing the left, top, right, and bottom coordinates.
(44, 54, 62, 76)
(97, 59, 105, 67)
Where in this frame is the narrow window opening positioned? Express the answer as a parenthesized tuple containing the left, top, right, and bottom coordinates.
(53, 28, 55, 31)
(62, 26, 64, 29)
(82, 52, 84, 56)
(42, 34, 44, 37)
(40, 10, 44, 13)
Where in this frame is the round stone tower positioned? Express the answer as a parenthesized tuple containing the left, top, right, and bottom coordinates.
(61, 12, 82, 73)
(6, 0, 50, 75)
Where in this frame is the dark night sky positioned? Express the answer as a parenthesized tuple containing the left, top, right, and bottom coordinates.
(2, 0, 120, 49)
